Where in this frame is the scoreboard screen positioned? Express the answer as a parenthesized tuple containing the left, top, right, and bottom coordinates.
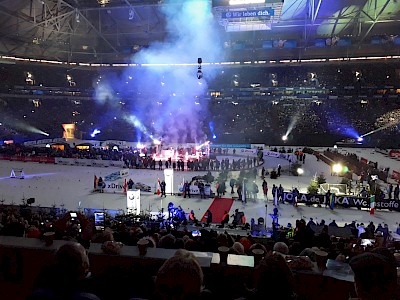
(213, 0, 283, 7)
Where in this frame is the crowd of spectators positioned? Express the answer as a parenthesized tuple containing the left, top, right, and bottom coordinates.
(1, 202, 400, 299)
(2, 94, 399, 147)
(0, 143, 265, 173)
(1, 63, 400, 146)
(324, 150, 390, 183)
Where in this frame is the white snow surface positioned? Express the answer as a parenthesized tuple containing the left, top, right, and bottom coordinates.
(0, 147, 399, 231)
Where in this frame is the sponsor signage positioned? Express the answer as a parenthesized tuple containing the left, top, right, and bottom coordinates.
(263, 150, 296, 162)
(222, 8, 274, 19)
(239, 149, 258, 155)
(105, 181, 125, 191)
(282, 192, 400, 211)
(164, 169, 174, 195)
(127, 190, 141, 214)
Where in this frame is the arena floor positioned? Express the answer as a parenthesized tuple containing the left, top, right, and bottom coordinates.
(0, 148, 400, 232)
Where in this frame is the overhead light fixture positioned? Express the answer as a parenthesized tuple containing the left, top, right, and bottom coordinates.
(197, 70, 203, 79)
(25, 72, 34, 85)
(97, 0, 110, 6)
(197, 57, 203, 79)
(229, 0, 265, 5)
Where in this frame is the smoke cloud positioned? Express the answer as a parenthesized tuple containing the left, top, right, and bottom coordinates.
(94, 0, 224, 143)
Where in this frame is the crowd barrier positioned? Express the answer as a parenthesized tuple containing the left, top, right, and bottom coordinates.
(0, 154, 126, 168)
(263, 150, 296, 162)
(54, 157, 125, 167)
(0, 154, 55, 163)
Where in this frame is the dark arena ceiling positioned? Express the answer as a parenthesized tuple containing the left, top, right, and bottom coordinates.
(0, 0, 400, 64)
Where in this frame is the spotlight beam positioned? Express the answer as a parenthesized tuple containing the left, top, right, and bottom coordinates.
(284, 112, 300, 139)
(124, 114, 160, 142)
(361, 121, 399, 138)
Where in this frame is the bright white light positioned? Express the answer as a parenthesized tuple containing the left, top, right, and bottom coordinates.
(229, 0, 265, 5)
(297, 168, 304, 175)
(137, 143, 145, 149)
(153, 139, 161, 145)
(282, 135, 288, 141)
(357, 137, 363, 142)
(90, 129, 101, 138)
(332, 163, 343, 173)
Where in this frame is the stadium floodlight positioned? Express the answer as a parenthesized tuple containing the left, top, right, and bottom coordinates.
(332, 163, 343, 174)
(229, 0, 265, 5)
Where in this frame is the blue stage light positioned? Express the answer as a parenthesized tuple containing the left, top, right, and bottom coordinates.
(90, 129, 101, 138)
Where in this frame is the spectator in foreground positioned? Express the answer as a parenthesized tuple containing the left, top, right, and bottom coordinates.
(349, 251, 397, 300)
(29, 242, 100, 300)
(251, 253, 296, 300)
(154, 249, 207, 300)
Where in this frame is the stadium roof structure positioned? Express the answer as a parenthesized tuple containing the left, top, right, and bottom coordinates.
(0, 0, 400, 64)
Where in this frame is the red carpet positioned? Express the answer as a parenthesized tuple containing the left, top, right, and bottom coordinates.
(201, 197, 234, 223)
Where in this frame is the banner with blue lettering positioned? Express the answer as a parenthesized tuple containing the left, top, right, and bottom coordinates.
(282, 192, 400, 211)
(222, 9, 274, 19)
(210, 144, 251, 148)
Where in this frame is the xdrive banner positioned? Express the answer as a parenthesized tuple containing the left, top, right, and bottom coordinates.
(281, 192, 400, 211)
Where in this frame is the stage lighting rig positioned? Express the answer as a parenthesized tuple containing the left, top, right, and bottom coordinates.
(197, 58, 203, 79)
